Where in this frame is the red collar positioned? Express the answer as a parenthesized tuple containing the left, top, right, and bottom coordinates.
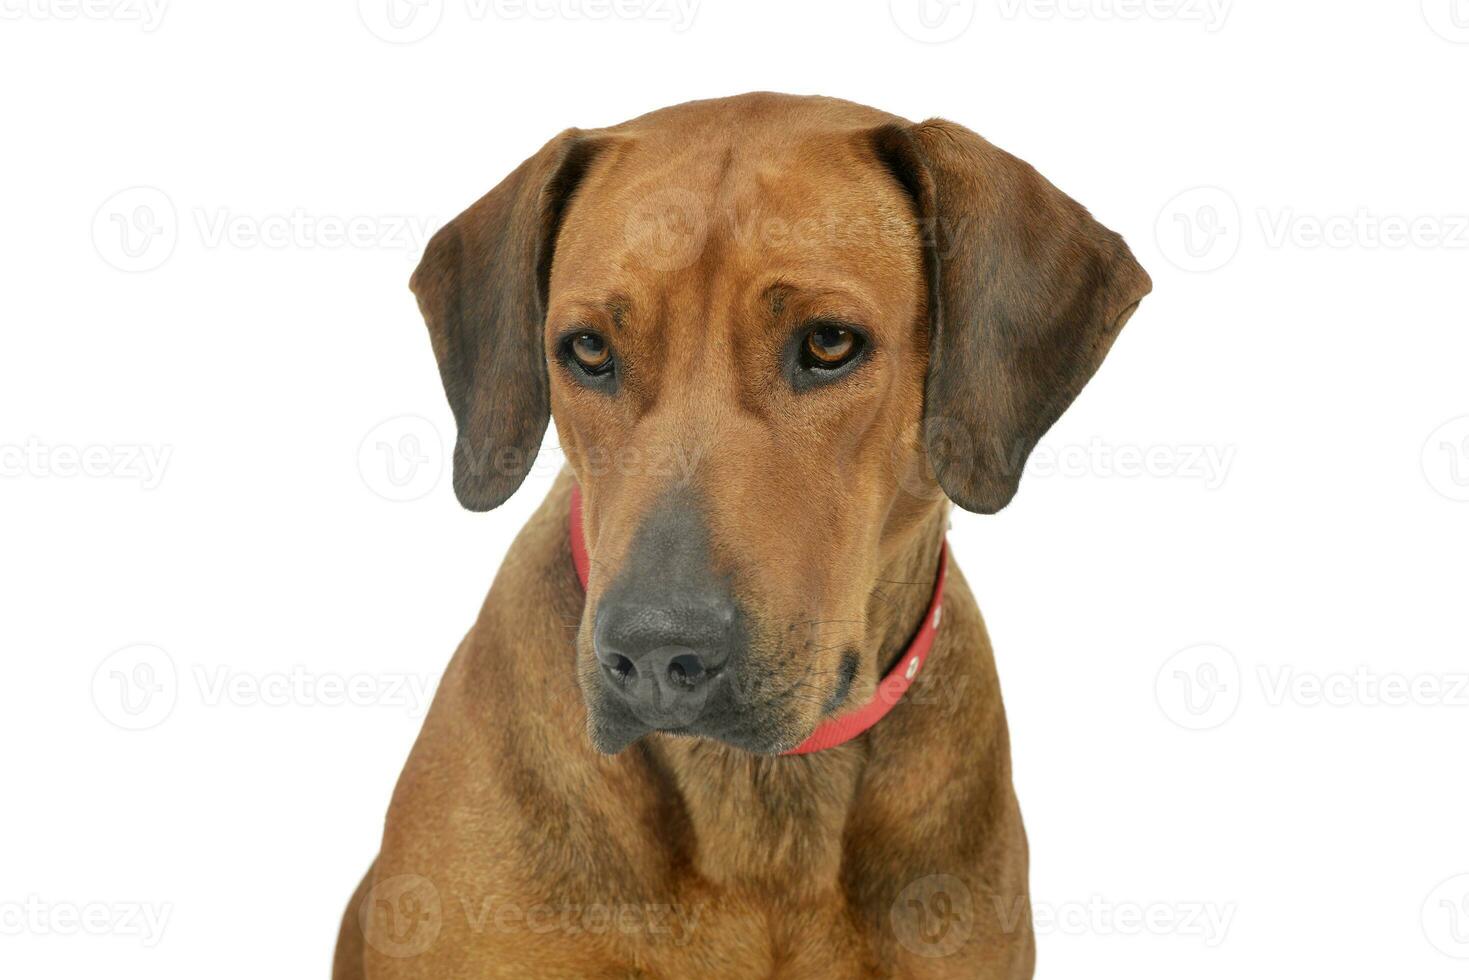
(569, 484, 947, 755)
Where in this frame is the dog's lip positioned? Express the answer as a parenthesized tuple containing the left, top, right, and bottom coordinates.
(586, 715, 694, 755)
(587, 717, 644, 755)
(585, 702, 799, 756)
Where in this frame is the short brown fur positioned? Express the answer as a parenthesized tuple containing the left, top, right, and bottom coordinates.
(336, 93, 1148, 979)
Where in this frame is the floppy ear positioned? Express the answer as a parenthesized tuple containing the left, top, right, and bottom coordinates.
(873, 119, 1152, 514)
(410, 129, 605, 511)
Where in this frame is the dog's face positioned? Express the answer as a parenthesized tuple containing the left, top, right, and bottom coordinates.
(547, 124, 933, 753)
(410, 94, 1150, 754)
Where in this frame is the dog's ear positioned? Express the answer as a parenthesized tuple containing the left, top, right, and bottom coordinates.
(411, 129, 605, 511)
(872, 120, 1152, 514)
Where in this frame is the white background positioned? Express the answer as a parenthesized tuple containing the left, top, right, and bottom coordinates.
(3, 1, 1468, 977)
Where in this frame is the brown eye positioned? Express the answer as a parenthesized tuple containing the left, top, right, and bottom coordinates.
(568, 332, 612, 374)
(803, 323, 860, 369)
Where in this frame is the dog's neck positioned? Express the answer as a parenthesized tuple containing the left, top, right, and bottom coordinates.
(642, 501, 949, 893)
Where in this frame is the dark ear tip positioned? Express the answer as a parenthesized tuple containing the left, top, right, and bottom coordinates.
(452, 486, 499, 513)
(940, 471, 1021, 515)
(450, 456, 526, 513)
(961, 497, 1014, 516)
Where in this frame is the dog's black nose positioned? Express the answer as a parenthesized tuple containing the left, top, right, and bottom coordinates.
(593, 596, 734, 725)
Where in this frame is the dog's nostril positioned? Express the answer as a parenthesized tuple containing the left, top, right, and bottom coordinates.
(666, 653, 707, 689)
(594, 595, 734, 706)
(607, 654, 636, 685)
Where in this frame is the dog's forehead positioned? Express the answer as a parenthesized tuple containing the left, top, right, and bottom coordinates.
(549, 102, 923, 325)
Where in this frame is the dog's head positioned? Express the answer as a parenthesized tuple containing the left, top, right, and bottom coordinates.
(410, 94, 1150, 754)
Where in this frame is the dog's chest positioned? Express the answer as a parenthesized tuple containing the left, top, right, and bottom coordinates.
(619, 885, 874, 979)
(558, 886, 1002, 980)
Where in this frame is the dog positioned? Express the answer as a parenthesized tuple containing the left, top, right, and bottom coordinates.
(333, 92, 1149, 979)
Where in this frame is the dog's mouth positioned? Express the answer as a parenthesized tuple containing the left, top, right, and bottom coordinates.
(581, 653, 832, 756)
(588, 719, 801, 757)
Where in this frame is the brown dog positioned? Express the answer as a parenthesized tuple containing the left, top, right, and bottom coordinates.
(334, 92, 1149, 979)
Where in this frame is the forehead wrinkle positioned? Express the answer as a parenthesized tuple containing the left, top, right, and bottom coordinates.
(608, 297, 628, 333)
(762, 280, 792, 316)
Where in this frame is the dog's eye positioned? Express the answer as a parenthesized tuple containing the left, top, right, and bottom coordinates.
(802, 323, 862, 370)
(567, 332, 613, 374)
